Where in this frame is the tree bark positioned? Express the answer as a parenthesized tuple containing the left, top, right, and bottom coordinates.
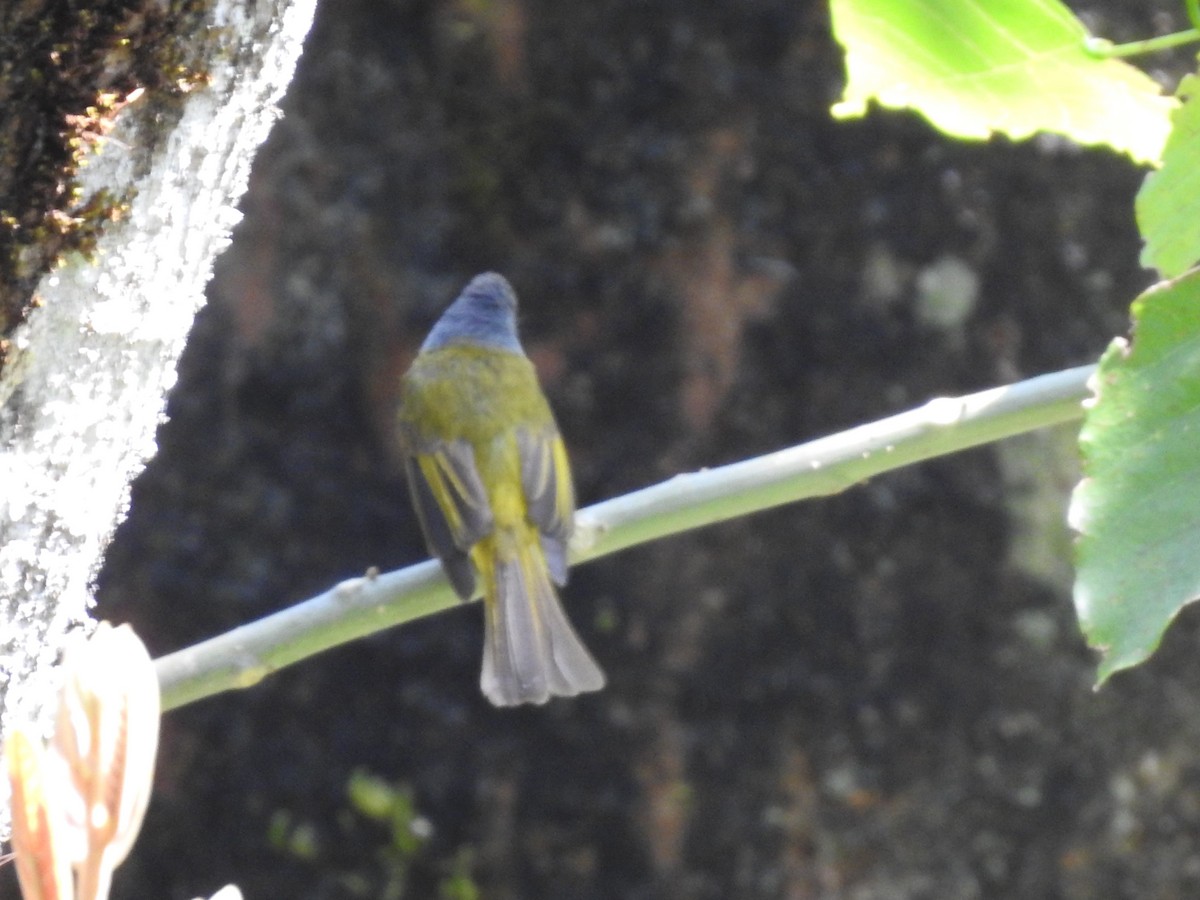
(0, 0, 317, 837)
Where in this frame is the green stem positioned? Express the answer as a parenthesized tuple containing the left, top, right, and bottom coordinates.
(155, 364, 1095, 711)
(1085, 28, 1200, 59)
(1189, 0, 1200, 32)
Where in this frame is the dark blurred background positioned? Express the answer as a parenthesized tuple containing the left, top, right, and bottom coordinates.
(44, 0, 1200, 897)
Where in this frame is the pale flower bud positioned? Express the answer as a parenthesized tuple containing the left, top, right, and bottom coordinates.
(5, 728, 72, 900)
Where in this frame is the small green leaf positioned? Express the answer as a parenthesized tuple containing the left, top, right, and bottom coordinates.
(1071, 270, 1200, 682)
(1138, 74, 1200, 276)
(347, 768, 398, 822)
(830, 0, 1176, 164)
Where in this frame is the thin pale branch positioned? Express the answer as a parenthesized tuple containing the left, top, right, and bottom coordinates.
(155, 364, 1094, 711)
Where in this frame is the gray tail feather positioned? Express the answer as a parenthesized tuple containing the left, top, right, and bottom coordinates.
(481, 545, 605, 706)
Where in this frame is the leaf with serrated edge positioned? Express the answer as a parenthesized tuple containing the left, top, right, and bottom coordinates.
(1071, 270, 1200, 681)
(1138, 74, 1200, 276)
(831, 0, 1175, 164)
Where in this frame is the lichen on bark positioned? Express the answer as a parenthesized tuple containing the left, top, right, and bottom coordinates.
(0, 0, 318, 841)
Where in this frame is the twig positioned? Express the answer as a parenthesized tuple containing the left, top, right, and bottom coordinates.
(156, 364, 1095, 711)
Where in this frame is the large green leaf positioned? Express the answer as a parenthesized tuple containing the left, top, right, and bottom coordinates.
(830, 0, 1175, 164)
(1138, 74, 1200, 277)
(1071, 271, 1200, 682)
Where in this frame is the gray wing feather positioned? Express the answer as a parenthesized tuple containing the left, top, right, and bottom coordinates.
(517, 427, 574, 540)
(403, 438, 493, 601)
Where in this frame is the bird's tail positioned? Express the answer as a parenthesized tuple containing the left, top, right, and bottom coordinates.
(480, 531, 605, 706)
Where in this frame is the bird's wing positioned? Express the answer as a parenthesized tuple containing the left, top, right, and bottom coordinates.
(517, 427, 576, 586)
(404, 438, 493, 600)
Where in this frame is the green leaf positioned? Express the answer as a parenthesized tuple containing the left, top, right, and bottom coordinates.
(830, 0, 1175, 164)
(1138, 74, 1200, 276)
(1071, 271, 1200, 682)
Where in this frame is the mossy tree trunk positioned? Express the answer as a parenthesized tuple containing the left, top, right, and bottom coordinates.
(0, 0, 317, 838)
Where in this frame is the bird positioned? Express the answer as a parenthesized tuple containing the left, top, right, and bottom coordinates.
(396, 272, 606, 706)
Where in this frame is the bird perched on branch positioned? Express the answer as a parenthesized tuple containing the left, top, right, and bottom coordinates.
(396, 273, 605, 706)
